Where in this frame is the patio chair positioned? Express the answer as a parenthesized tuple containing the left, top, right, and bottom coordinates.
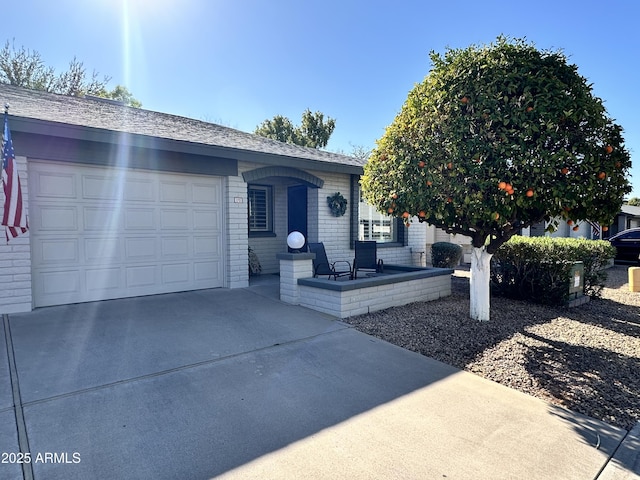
(352, 241, 384, 279)
(308, 242, 352, 280)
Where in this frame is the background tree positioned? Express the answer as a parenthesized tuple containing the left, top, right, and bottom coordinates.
(95, 84, 143, 108)
(362, 37, 631, 321)
(627, 197, 640, 206)
(332, 143, 371, 161)
(0, 40, 141, 106)
(255, 109, 336, 148)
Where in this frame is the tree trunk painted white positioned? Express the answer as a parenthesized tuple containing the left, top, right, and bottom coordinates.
(470, 246, 493, 321)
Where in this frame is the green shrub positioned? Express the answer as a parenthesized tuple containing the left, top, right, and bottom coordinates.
(491, 236, 615, 305)
(431, 242, 463, 268)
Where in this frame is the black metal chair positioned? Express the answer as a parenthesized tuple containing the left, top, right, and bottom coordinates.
(308, 243, 352, 280)
(352, 241, 384, 279)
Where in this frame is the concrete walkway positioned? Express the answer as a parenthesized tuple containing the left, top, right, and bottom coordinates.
(1, 277, 638, 479)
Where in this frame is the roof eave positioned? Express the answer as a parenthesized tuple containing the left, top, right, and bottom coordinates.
(9, 115, 364, 176)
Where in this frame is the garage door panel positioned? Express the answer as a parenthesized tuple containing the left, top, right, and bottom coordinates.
(84, 207, 122, 231)
(124, 178, 155, 201)
(194, 261, 221, 282)
(29, 161, 225, 307)
(84, 237, 122, 263)
(161, 237, 190, 257)
(192, 183, 219, 204)
(194, 236, 219, 256)
(35, 238, 79, 264)
(86, 267, 122, 293)
(124, 208, 156, 230)
(38, 270, 81, 296)
(162, 263, 190, 284)
(125, 237, 157, 260)
(33, 171, 76, 198)
(160, 181, 188, 202)
(82, 174, 123, 200)
(126, 265, 158, 288)
(160, 209, 189, 229)
(193, 209, 219, 230)
(33, 205, 79, 231)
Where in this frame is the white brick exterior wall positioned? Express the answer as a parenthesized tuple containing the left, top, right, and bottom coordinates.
(314, 172, 352, 262)
(225, 174, 249, 288)
(0, 156, 32, 313)
(297, 274, 451, 319)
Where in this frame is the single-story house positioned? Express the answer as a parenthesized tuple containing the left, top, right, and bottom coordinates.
(609, 204, 640, 236)
(0, 84, 426, 313)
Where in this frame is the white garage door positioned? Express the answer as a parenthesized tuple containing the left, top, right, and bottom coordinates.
(29, 161, 224, 307)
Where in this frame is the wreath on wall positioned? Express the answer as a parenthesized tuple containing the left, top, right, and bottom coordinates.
(327, 192, 348, 217)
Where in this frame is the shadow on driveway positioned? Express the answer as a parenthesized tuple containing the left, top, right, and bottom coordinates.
(4, 287, 457, 479)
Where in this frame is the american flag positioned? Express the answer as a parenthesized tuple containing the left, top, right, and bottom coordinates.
(2, 109, 28, 242)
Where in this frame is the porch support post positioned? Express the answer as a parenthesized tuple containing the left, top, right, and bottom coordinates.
(277, 253, 315, 305)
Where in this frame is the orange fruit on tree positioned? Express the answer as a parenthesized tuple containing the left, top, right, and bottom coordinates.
(605, 145, 613, 154)
(572, 225, 579, 231)
(493, 212, 500, 220)
(526, 189, 534, 197)
(598, 172, 606, 180)
(461, 96, 469, 104)
(426, 180, 433, 186)
(561, 167, 569, 175)
(402, 211, 410, 218)
(418, 210, 426, 217)
(387, 207, 394, 214)
(498, 181, 507, 190)
(602, 226, 609, 232)
(526, 106, 533, 112)
(418, 160, 425, 168)
(447, 162, 453, 169)
(567, 219, 574, 226)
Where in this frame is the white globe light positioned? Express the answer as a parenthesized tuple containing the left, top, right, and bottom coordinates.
(287, 231, 305, 250)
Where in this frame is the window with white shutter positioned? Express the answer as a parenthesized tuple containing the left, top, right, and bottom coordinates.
(248, 185, 273, 233)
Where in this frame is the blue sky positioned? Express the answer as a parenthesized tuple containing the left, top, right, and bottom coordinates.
(5, 0, 640, 197)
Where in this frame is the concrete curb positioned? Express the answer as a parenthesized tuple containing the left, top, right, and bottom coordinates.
(597, 422, 640, 479)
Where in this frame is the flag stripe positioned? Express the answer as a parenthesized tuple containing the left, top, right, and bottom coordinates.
(2, 111, 28, 242)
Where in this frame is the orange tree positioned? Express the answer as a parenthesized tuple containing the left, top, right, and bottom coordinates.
(361, 37, 631, 321)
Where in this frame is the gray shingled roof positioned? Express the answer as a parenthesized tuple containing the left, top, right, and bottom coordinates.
(621, 204, 640, 217)
(1, 84, 365, 172)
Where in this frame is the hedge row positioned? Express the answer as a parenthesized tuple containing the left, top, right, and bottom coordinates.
(490, 236, 615, 305)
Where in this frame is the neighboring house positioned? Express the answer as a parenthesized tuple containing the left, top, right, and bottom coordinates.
(609, 204, 640, 236)
(0, 84, 425, 313)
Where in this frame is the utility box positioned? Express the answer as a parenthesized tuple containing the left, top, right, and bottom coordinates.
(629, 267, 640, 293)
(567, 262, 588, 307)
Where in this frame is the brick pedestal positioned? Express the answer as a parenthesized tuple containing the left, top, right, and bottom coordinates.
(277, 253, 315, 305)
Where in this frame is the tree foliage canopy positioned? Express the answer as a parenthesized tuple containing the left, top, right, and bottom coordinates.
(362, 37, 631, 253)
(255, 109, 336, 149)
(0, 40, 141, 107)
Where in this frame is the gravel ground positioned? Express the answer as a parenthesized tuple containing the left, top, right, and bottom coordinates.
(344, 265, 640, 431)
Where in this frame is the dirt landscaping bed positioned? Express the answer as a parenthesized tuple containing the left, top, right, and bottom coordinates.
(344, 265, 640, 431)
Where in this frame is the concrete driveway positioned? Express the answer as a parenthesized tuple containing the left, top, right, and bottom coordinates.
(1, 277, 638, 479)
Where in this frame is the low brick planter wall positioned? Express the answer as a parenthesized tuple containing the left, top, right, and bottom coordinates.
(296, 266, 453, 318)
